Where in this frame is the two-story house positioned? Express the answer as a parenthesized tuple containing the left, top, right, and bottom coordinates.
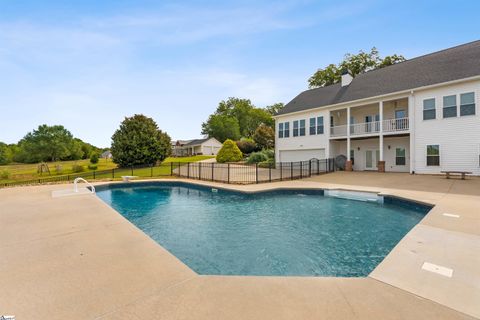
(274, 40, 480, 175)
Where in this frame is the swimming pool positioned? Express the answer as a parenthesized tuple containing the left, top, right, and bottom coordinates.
(96, 182, 430, 277)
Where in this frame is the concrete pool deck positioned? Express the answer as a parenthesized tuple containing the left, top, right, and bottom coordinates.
(0, 172, 479, 319)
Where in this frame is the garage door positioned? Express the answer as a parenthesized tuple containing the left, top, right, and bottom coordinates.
(279, 149, 325, 162)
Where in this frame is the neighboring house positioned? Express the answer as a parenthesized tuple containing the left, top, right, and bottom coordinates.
(172, 138, 222, 156)
(274, 40, 480, 175)
(101, 150, 112, 159)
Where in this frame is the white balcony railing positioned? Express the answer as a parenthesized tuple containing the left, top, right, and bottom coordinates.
(383, 117, 409, 133)
(330, 117, 409, 137)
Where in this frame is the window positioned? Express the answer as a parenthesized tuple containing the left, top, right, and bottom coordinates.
(443, 95, 457, 118)
(350, 149, 354, 165)
(427, 145, 440, 166)
(396, 148, 406, 166)
(330, 116, 334, 127)
(423, 98, 436, 120)
(278, 123, 284, 138)
(284, 122, 290, 138)
(299, 119, 306, 136)
(293, 120, 299, 137)
(309, 118, 316, 135)
(317, 116, 324, 134)
(460, 92, 476, 116)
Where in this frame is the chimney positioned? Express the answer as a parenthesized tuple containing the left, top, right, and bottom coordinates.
(341, 70, 353, 87)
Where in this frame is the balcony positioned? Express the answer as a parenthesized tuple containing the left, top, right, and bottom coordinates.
(330, 117, 409, 138)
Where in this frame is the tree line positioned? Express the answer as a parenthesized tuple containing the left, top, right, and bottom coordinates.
(0, 125, 105, 165)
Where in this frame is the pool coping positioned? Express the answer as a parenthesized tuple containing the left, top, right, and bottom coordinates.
(1, 175, 479, 319)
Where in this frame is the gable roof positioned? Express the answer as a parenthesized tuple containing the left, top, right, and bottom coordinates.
(183, 138, 211, 147)
(277, 40, 480, 116)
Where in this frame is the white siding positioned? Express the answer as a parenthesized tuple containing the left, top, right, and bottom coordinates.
(413, 80, 480, 175)
(275, 110, 330, 161)
(332, 136, 410, 172)
(279, 149, 325, 162)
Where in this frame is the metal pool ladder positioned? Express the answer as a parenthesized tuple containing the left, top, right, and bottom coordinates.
(73, 177, 95, 194)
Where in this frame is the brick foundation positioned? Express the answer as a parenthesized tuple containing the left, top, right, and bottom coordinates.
(345, 160, 353, 171)
(378, 160, 385, 173)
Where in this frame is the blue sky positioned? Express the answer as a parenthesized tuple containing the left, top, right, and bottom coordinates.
(1, 0, 479, 147)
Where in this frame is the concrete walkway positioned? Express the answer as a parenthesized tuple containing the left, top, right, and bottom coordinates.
(0, 172, 479, 319)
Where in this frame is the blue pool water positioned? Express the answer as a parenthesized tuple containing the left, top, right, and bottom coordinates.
(96, 182, 429, 277)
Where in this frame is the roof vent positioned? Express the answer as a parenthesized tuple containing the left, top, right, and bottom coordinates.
(341, 70, 353, 87)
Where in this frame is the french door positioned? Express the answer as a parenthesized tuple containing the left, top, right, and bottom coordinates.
(365, 150, 380, 170)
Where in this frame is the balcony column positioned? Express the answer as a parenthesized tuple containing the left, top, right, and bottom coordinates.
(346, 107, 352, 171)
(378, 101, 385, 172)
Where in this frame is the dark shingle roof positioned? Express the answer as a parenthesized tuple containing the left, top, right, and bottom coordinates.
(183, 138, 210, 147)
(278, 40, 480, 115)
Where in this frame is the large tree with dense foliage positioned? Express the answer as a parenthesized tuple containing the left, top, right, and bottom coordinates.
(201, 114, 241, 143)
(16, 125, 79, 163)
(308, 48, 406, 88)
(202, 97, 279, 141)
(111, 114, 171, 167)
(0, 142, 9, 165)
(253, 124, 275, 150)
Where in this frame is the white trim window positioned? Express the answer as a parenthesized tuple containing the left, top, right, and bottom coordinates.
(460, 92, 475, 116)
(317, 116, 324, 134)
(309, 117, 316, 135)
(426, 145, 440, 166)
(423, 98, 436, 120)
(395, 148, 406, 166)
(284, 122, 290, 138)
(443, 95, 457, 118)
(293, 120, 299, 137)
(278, 123, 284, 138)
(299, 119, 306, 136)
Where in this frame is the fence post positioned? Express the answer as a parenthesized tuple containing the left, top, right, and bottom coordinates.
(308, 160, 312, 177)
(290, 162, 293, 180)
(131, 166, 133, 176)
(280, 162, 283, 181)
(198, 162, 202, 180)
(227, 163, 230, 184)
(255, 163, 259, 184)
(93, 170, 96, 179)
(187, 162, 190, 178)
(211, 163, 214, 181)
(300, 162, 303, 179)
(269, 163, 272, 182)
(112, 169, 114, 179)
(151, 164, 153, 177)
(67, 175, 70, 182)
(170, 162, 173, 176)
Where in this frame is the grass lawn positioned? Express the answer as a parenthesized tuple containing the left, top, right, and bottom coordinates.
(0, 155, 215, 184)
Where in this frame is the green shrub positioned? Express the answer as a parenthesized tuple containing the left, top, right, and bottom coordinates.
(71, 164, 84, 173)
(236, 138, 257, 155)
(0, 169, 10, 179)
(259, 158, 275, 168)
(90, 152, 99, 164)
(246, 149, 275, 164)
(246, 151, 267, 164)
(216, 139, 243, 163)
(88, 164, 98, 170)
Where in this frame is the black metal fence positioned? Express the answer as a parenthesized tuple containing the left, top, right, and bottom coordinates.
(0, 158, 335, 188)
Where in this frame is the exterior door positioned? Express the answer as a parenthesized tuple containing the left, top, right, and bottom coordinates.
(365, 150, 379, 170)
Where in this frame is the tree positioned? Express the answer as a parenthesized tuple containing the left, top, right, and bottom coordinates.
(216, 139, 243, 163)
(0, 142, 9, 165)
(201, 97, 278, 140)
(253, 124, 275, 150)
(90, 152, 99, 164)
(308, 48, 406, 88)
(201, 114, 241, 142)
(111, 114, 171, 167)
(17, 125, 76, 163)
(265, 102, 285, 116)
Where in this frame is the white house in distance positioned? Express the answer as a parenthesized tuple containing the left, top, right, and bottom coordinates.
(274, 40, 480, 175)
(172, 137, 222, 156)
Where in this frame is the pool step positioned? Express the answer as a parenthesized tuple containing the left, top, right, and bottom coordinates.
(324, 189, 382, 203)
